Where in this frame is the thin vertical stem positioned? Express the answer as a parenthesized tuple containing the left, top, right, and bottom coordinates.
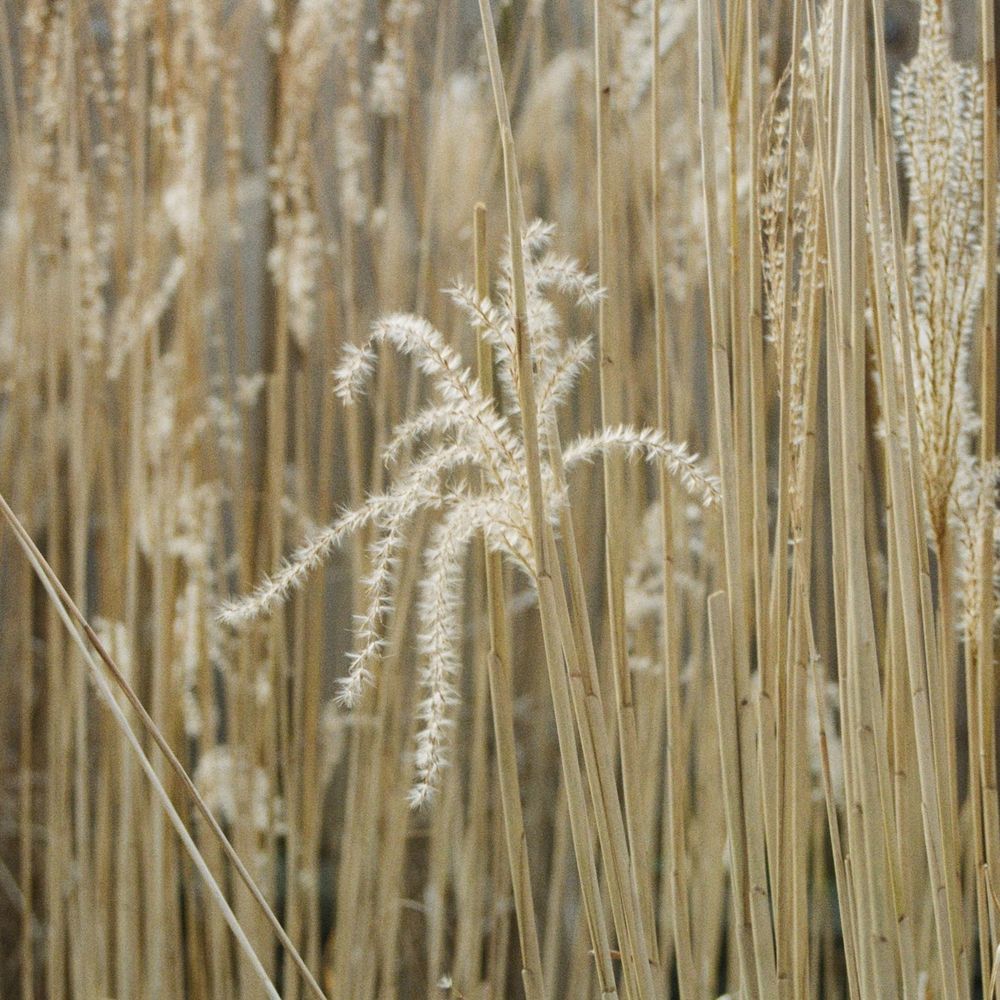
(473, 203, 546, 1000)
(651, 0, 696, 994)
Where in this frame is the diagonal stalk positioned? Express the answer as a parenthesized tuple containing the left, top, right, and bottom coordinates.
(0, 494, 285, 1000)
(0, 492, 329, 1000)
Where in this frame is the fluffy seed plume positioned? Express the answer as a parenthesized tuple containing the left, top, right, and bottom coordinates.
(221, 221, 709, 805)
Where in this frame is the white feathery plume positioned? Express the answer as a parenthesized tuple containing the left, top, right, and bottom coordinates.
(409, 494, 494, 807)
(333, 341, 377, 402)
(891, 1, 985, 546)
(223, 220, 713, 805)
(563, 425, 721, 507)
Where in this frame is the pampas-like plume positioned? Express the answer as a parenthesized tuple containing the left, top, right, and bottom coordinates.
(891, 0, 986, 547)
(564, 424, 721, 506)
(221, 222, 717, 804)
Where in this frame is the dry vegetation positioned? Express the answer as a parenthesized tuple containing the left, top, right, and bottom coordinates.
(0, 0, 998, 997)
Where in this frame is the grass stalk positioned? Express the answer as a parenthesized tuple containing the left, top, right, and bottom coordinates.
(0, 494, 284, 1000)
(0, 491, 330, 1000)
(473, 203, 547, 1000)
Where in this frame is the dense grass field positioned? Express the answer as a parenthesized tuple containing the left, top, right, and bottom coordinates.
(0, 0, 998, 997)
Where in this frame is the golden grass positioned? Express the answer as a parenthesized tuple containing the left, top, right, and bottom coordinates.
(0, 0, 998, 997)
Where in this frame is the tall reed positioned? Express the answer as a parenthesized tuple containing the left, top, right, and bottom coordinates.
(0, 0, 997, 997)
